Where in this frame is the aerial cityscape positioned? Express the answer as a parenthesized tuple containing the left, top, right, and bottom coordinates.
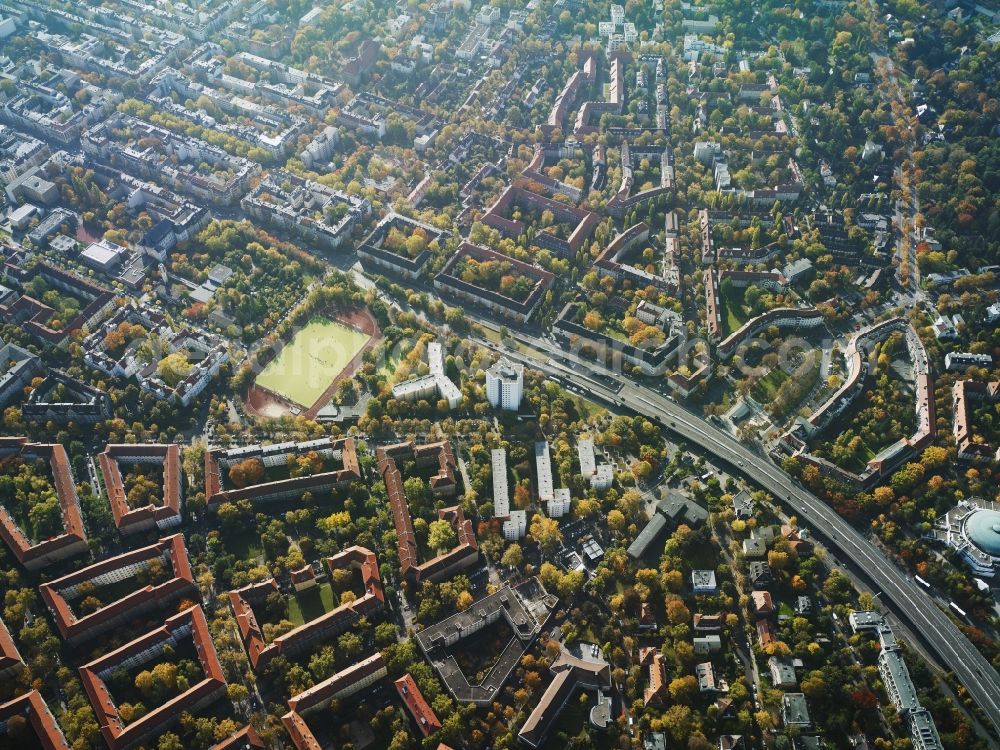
(0, 0, 999, 749)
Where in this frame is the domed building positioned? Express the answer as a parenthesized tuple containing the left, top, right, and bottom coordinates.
(931, 499, 1000, 578)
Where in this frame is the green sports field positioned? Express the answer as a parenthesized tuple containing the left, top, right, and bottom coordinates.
(255, 317, 370, 408)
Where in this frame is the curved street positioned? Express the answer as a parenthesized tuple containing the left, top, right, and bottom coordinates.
(497, 339, 1000, 736)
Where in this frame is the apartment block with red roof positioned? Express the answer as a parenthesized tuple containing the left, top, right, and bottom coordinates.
(0, 690, 71, 750)
(290, 564, 317, 591)
(0, 612, 24, 677)
(395, 673, 442, 737)
(377, 441, 478, 584)
(79, 605, 226, 750)
(0, 437, 88, 570)
(205, 437, 361, 506)
(480, 185, 599, 258)
(98, 444, 183, 534)
(288, 653, 387, 717)
(282, 654, 388, 749)
(229, 546, 384, 671)
(40, 534, 196, 644)
(208, 724, 264, 750)
(642, 648, 668, 706)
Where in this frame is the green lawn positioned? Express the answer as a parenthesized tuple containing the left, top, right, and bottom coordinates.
(225, 527, 263, 562)
(752, 367, 789, 402)
(377, 350, 402, 379)
(256, 317, 370, 408)
(718, 283, 748, 338)
(286, 582, 337, 627)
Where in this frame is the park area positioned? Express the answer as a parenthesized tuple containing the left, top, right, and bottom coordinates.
(251, 314, 374, 415)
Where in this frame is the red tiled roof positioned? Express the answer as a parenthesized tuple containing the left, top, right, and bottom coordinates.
(206, 438, 361, 505)
(40, 534, 195, 643)
(643, 650, 668, 706)
(327, 545, 384, 604)
(208, 724, 263, 750)
(286, 653, 386, 714)
(377, 442, 477, 583)
(0, 438, 87, 570)
(79, 605, 226, 750)
(290, 565, 316, 584)
(99, 444, 182, 531)
(757, 619, 776, 647)
(230, 546, 384, 671)
(0, 690, 70, 750)
(281, 711, 321, 750)
(0, 611, 23, 674)
(394, 673, 441, 737)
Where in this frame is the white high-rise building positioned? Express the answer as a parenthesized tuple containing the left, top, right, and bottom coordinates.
(535, 441, 554, 502)
(578, 437, 614, 491)
(503, 510, 527, 540)
(548, 487, 572, 518)
(485, 358, 524, 411)
(492, 448, 509, 518)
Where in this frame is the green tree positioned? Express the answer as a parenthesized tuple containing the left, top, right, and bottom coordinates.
(427, 519, 457, 551)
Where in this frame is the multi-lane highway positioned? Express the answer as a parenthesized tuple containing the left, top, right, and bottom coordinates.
(493, 340, 1000, 735)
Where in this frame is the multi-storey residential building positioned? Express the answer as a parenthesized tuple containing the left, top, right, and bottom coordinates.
(22, 370, 112, 424)
(416, 583, 555, 705)
(520, 143, 586, 201)
(205, 52, 345, 117)
(395, 673, 441, 737)
(554, 301, 683, 377)
(282, 654, 388, 748)
(952, 380, 1000, 462)
(547, 488, 572, 518)
(80, 606, 226, 750)
(83, 305, 229, 407)
(209, 724, 264, 750)
(83, 114, 260, 205)
(781, 318, 935, 489)
(577, 438, 614, 491)
(434, 242, 555, 324)
(336, 92, 438, 144)
(0, 611, 23, 677)
(606, 143, 674, 218)
(151, 69, 309, 157)
(205, 438, 361, 505)
(594, 223, 677, 293)
(535, 441, 555, 503)
(503, 510, 527, 541)
(357, 212, 444, 279)
(518, 645, 611, 747)
(378, 440, 477, 583)
(485, 358, 524, 411)
(492, 448, 510, 518)
(0, 261, 116, 348)
(0, 127, 49, 188)
(0, 438, 87, 570)
(392, 341, 463, 409)
(40, 535, 196, 644)
(229, 546, 384, 671)
(98, 444, 183, 534)
(241, 170, 370, 250)
(481, 185, 599, 258)
(716, 307, 825, 360)
(0, 78, 119, 146)
(0, 690, 71, 749)
(84, 164, 209, 262)
(0, 338, 42, 408)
